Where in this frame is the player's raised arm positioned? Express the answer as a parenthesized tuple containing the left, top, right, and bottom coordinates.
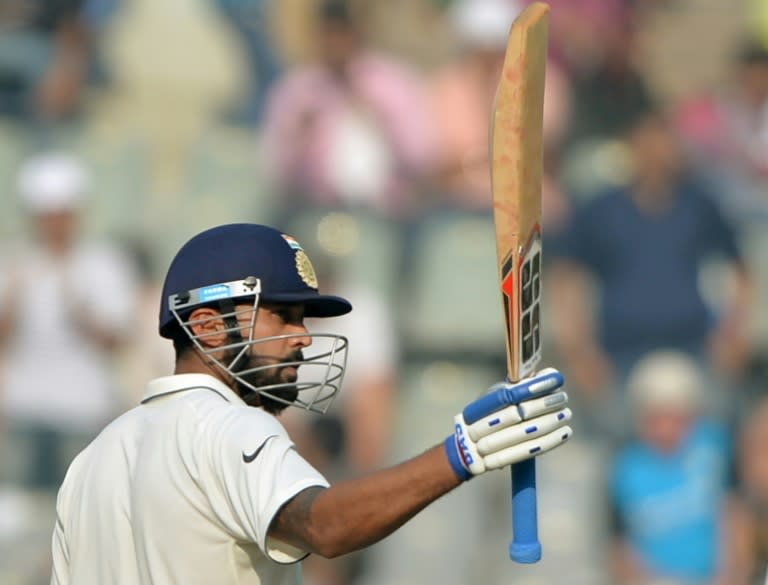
(269, 369, 572, 558)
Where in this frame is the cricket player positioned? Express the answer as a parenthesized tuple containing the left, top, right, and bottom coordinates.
(50, 223, 573, 584)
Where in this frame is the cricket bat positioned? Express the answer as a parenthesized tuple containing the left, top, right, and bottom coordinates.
(490, 2, 549, 564)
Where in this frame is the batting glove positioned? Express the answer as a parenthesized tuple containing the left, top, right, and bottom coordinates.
(444, 368, 572, 481)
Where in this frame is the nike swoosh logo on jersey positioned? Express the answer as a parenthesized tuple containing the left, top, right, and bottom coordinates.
(242, 436, 276, 463)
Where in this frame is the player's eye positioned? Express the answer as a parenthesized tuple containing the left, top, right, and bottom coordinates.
(272, 306, 304, 326)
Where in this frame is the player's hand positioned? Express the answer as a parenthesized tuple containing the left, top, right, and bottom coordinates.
(444, 368, 572, 481)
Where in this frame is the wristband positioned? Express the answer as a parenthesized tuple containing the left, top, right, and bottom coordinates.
(444, 435, 473, 482)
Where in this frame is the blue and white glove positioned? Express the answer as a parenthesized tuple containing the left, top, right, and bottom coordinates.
(444, 368, 572, 481)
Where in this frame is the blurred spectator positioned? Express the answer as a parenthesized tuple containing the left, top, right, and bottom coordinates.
(673, 38, 768, 410)
(261, 0, 435, 218)
(426, 0, 519, 208)
(729, 398, 768, 584)
(549, 107, 753, 436)
(213, 0, 281, 126)
(536, 0, 655, 147)
(608, 350, 745, 585)
(427, 0, 571, 218)
(522, 0, 630, 74)
(0, 0, 109, 123)
(675, 39, 768, 223)
(0, 152, 140, 490)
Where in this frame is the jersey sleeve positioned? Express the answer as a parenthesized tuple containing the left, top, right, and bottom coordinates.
(51, 515, 70, 585)
(199, 407, 330, 564)
(51, 477, 72, 585)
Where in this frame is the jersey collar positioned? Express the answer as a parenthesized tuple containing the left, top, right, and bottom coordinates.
(142, 373, 246, 405)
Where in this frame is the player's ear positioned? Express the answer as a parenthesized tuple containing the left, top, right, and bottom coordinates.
(187, 307, 228, 348)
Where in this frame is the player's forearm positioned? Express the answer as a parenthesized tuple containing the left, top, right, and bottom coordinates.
(273, 443, 461, 558)
(272, 372, 571, 558)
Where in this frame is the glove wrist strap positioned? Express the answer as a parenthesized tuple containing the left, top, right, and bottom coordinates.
(443, 435, 473, 482)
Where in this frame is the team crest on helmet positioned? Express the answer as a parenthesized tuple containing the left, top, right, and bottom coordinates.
(295, 250, 318, 289)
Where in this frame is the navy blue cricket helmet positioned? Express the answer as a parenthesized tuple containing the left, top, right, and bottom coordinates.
(159, 223, 352, 338)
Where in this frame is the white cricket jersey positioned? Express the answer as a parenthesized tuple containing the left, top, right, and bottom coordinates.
(51, 373, 329, 585)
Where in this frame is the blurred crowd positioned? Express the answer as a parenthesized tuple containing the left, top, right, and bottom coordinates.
(0, 0, 767, 584)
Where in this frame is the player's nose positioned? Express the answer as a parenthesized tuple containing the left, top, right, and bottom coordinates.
(288, 323, 312, 348)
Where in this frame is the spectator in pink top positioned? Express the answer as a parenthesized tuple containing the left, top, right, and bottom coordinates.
(261, 0, 435, 219)
(428, 0, 571, 223)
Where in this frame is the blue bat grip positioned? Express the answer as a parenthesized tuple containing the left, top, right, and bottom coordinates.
(509, 459, 541, 563)
(460, 370, 561, 564)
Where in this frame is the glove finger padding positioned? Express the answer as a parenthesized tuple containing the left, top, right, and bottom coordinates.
(483, 424, 573, 470)
(518, 390, 569, 420)
(467, 390, 568, 442)
(466, 404, 523, 442)
(476, 407, 572, 455)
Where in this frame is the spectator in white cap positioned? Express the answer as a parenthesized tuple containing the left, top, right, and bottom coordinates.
(0, 151, 140, 491)
(626, 350, 708, 453)
(16, 153, 89, 258)
(17, 152, 89, 211)
(607, 350, 744, 585)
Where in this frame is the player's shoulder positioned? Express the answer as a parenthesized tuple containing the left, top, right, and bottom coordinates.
(182, 390, 290, 445)
(179, 397, 296, 475)
(75, 405, 151, 462)
(56, 406, 145, 493)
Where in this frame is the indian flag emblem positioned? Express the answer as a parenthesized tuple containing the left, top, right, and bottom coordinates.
(281, 234, 303, 251)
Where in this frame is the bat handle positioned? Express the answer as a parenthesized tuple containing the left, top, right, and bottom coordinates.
(509, 459, 541, 563)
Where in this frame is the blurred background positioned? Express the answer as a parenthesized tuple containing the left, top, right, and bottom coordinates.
(0, 0, 766, 583)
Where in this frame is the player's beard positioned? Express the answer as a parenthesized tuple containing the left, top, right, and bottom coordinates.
(229, 348, 304, 415)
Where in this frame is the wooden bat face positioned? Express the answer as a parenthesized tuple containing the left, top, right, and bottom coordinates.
(490, 2, 549, 383)
(499, 231, 542, 381)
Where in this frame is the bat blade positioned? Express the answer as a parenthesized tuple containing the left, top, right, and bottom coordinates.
(490, 1, 549, 564)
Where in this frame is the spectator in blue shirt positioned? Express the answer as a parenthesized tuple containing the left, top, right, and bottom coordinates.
(608, 350, 744, 585)
(549, 106, 753, 438)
